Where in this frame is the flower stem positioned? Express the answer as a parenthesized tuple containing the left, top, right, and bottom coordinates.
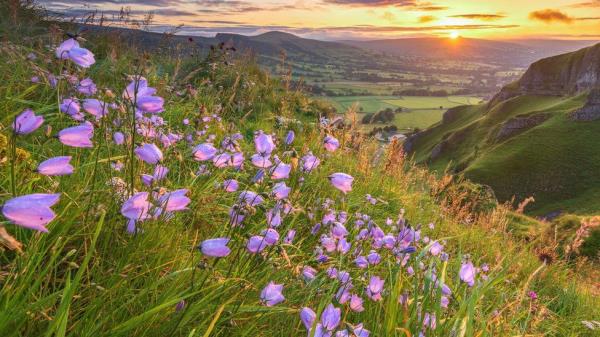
(10, 130, 17, 197)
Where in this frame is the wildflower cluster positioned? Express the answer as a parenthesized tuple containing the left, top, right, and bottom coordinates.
(2, 36, 494, 336)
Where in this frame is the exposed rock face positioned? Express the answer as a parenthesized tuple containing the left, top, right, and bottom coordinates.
(442, 106, 464, 124)
(491, 43, 600, 105)
(428, 127, 472, 160)
(403, 128, 434, 153)
(571, 88, 600, 121)
(488, 87, 520, 106)
(430, 141, 446, 160)
(402, 134, 418, 153)
(496, 113, 549, 140)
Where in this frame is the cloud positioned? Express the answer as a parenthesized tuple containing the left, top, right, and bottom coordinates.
(324, 0, 417, 6)
(38, 0, 185, 6)
(528, 9, 574, 23)
(552, 33, 600, 38)
(528, 8, 600, 23)
(322, 0, 447, 10)
(449, 14, 506, 21)
(47, 6, 198, 18)
(192, 20, 246, 25)
(569, 0, 600, 8)
(327, 24, 519, 32)
(159, 23, 519, 38)
(417, 5, 447, 11)
(418, 15, 436, 23)
(198, 0, 307, 12)
(40, 0, 313, 15)
(381, 11, 396, 21)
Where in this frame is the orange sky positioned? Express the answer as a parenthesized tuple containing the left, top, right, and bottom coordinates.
(39, 0, 600, 39)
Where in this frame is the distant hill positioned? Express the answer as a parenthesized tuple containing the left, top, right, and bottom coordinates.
(341, 37, 598, 67)
(212, 31, 375, 64)
(82, 26, 377, 65)
(82, 25, 598, 68)
(404, 43, 600, 216)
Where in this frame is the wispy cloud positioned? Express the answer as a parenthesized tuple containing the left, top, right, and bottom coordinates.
(322, 0, 447, 10)
(323, 0, 416, 6)
(381, 11, 396, 21)
(418, 15, 436, 23)
(329, 24, 519, 32)
(529, 9, 574, 23)
(46, 6, 198, 18)
(449, 14, 506, 21)
(40, 0, 314, 15)
(192, 20, 247, 25)
(569, 0, 600, 8)
(37, 0, 187, 6)
(529, 8, 600, 23)
(198, 0, 310, 12)
(158, 23, 519, 38)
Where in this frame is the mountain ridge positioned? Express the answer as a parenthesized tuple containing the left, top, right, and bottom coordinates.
(81, 24, 598, 67)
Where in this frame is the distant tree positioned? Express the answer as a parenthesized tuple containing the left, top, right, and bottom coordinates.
(361, 113, 375, 124)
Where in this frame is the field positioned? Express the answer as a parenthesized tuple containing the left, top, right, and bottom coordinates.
(325, 95, 483, 131)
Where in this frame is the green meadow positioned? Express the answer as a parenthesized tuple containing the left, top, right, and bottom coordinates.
(326, 95, 483, 131)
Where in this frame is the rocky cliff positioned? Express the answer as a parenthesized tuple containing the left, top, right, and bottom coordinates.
(491, 43, 600, 105)
(571, 88, 600, 121)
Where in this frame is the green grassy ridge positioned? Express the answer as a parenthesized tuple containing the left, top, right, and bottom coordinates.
(408, 92, 600, 215)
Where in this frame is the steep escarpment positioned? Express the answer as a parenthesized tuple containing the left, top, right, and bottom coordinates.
(491, 43, 600, 105)
(406, 44, 600, 215)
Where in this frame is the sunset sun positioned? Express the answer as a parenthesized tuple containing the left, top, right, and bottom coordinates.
(450, 31, 460, 39)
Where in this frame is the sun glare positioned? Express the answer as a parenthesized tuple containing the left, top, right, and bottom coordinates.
(450, 31, 460, 39)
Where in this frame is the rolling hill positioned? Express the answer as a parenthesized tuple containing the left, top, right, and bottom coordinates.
(83, 24, 598, 68)
(404, 43, 600, 216)
(341, 37, 598, 67)
(82, 26, 379, 64)
(214, 31, 372, 63)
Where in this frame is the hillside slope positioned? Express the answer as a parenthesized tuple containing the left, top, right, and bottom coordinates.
(406, 43, 600, 216)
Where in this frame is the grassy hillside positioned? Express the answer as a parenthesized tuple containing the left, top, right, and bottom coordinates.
(406, 92, 600, 215)
(0, 4, 599, 337)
